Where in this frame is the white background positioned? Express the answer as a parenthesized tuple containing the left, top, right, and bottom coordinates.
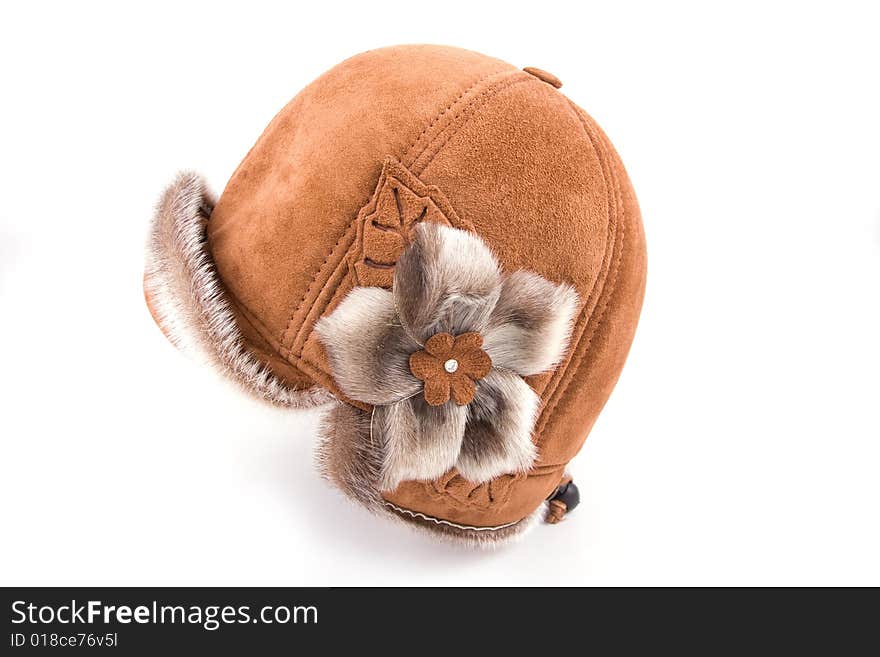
(1, 1, 878, 586)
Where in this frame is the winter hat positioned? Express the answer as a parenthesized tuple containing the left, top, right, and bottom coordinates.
(144, 45, 646, 546)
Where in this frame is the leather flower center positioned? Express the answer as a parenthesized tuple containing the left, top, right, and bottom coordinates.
(408, 332, 492, 406)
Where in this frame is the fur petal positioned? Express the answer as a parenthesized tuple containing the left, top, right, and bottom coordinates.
(315, 287, 421, 405)
(393, 222, 501, 342)
(145, 172, 332, 408)
(481, 271, 579, 376)
(377, 396, 467, 491)
(456, 369, 540, 483)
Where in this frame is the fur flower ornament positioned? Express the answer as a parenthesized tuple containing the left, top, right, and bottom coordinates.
(316, 222, 579, 490)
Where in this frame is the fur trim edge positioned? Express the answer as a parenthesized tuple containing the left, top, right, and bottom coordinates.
(144, 171, 332, 408)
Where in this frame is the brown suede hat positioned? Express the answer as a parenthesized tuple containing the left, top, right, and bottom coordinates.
(144, 44, 646, 546)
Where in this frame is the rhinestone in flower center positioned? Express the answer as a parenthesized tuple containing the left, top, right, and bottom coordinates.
(444, 359, 459, 374)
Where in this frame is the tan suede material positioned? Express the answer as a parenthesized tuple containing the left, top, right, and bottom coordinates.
(167, 45, 645, 530)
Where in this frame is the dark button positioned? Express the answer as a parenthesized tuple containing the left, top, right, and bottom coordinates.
(523, 66, 563, 89)
(548, 480, 580, 512)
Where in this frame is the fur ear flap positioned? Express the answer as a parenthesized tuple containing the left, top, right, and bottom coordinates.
(315, 402, 385, 511)
(315, 401, 544, 547)
(144, 172, 331, 408)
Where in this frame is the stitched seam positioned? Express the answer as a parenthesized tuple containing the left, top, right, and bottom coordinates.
(384, 502, 521, 531)
(224, 284, 283, 352)
(536, 103, 625, 439)
(532, 104, 616, 433)
(535, 107, 620, 436)
(541, 194, 623, 436)
(412, 75, 532, 175)
(198, 249, 317, 386)
(403, 68, 509, 166)
(279, 222, 356, 352)
(527, 120, 613, 419)
(290, 236, 357, 356)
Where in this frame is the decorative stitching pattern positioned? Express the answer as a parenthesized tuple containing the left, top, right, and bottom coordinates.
(347, 158, 471, 289)
(279, 222, 357, 355)
(402, 68, 508, 165)
(410, 75, 533, 175)
(384, 501, 521, 532)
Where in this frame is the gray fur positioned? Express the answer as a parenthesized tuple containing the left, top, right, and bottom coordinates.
(482, 271, 579, 376)
(315, 401, 384, 511)
(145, 172, 332, 408)
(314, 287, 421, 405)
(457, 369, 540, 483)
(377, 396, 468, 491)
(393, 222, 501, 342)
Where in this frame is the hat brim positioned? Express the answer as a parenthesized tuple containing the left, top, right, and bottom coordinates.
(144, 172, 333, 408)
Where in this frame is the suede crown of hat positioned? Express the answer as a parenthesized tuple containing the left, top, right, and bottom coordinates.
(144, 45, 647, 546)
